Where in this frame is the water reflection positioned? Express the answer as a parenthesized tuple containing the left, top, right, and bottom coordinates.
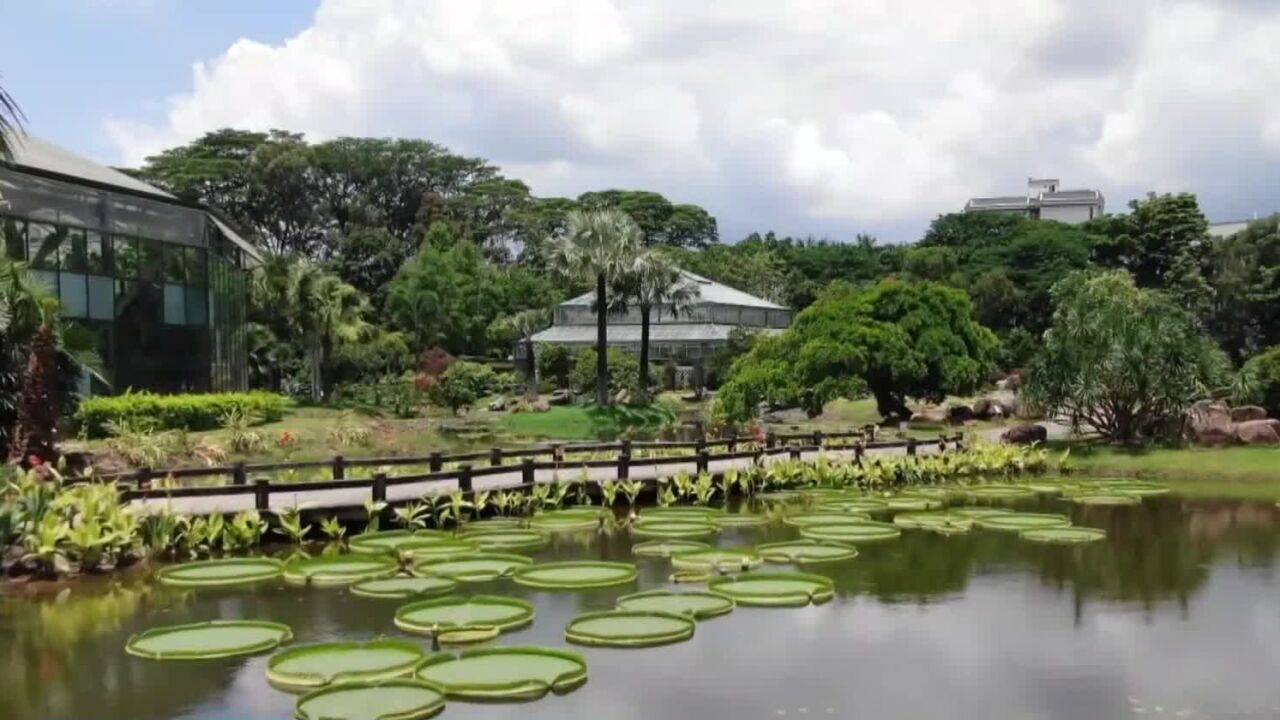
(1, 495, 1278, 720)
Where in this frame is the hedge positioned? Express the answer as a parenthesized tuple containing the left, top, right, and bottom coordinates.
(76, 391, 288, 437)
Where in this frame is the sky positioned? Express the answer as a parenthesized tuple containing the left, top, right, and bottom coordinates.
(3, 0, 1280, 244)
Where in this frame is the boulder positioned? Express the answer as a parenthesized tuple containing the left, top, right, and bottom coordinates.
(1183, 400, 1237, 446)
(1231, 405, 1268, 423)
(487, 396, 507, 412)
(1236, 419, 1280, 445)
(532, 399, 551, 413)
(972, 398, 1008, 420)
(615, 389, 631, 404)
(946, 404, 975, 424)
(1001, 423, 1048, 444)
(911, 406, 948, 424)
(549, 390, 572, 406)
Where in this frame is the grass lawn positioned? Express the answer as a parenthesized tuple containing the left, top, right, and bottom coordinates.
(499, 403, 676, 441)
(1054, 442, 1280, 501)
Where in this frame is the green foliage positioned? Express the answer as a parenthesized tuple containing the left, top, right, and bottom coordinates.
(1238, 346, 1280, 418)
(433, 361, 496, 413)
(706, 327, 760, 388)
(571, 347, 639, 396)
(535, 343, 573, 389)
(714, 279, 997, 421)
(77, 391, 286, 438)
(1204, 215, 1280, 362)
(1025, 271, 1229, 443)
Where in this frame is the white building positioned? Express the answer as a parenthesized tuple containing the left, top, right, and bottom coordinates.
(965, 178, 1105, 224)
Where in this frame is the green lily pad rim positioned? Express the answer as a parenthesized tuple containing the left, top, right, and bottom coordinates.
(461, 529, 550, 552)
(755, 539, 859, 564)
(1019, 526, 1108, 545)
(156, 557, 284, 588)
(947, 506, 1015, 518)
(564, 610, 696, 648)
(406, 539, 481, 562)
(799, 522, 902, 543)
(349, 529, 452, 554)
(511, 561, 638, 590)
(1070, 494, 1142, 506)
(630, 519, 719, 539)
(964, 485, 1038, 499)
(782, 512, 874, 528)
(293, 678, 447, 720)
(415, 646, 588, 701)
(615, 589, 736, 619)
(125, 619, 293, 661)
(670, 569, 711, 583)
(892, 512, 976, 531)
(631, 539, 711, 557)
(393, 594, 535, 636)
(350, 575, 459, 600)
(975, 512, 1072, 531)
(640, 506, 724, 518)
(267, 638, 427, 692)
(527, 514, 601, 532)
(711, 513, 770, 527)
(706, 571, 836, 607)
(412, 552, 534, 581)
(670, 547, 763, 572)
(283, 555, 399, 587)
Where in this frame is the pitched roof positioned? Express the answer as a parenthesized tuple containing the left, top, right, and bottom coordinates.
(560, 269, 785, 310)
(2, 135, 176, 200)
(531, 323, 784, 344)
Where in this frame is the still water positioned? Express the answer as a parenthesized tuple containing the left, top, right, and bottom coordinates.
(4, 493, 1280, 720)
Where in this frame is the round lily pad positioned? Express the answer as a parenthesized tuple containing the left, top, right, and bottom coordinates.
(125, 620, 292, 661)
(156, 558, 283, 588)
(641, 506, 721, 519)
(351, 575, 457, 600)
(283, 555, 398, 587)
(529, 510, 603, 532)
(615, 590, 735, 619)
(267, 638, 427, 692)
(756, 491, 803, 503)
(670, 569, 711, 583)
(818, 498, 888, 514)
(707, 572, 835, 607)
(631, 519, 718, 539)
(670, 547, 763, 573)
(632, 539, 710, 557)
(800, 488, 847, 501)
(783, 511, 873, 528)
(893, 512, 976, 532)
(512, 561, 637, 589)
(799, 521, 901, 543)
(1097, 481, 1169, 497)
(712, 513, 769, 528)
(902, 487, 953, 500)
(350, 530, 449, 554)
(965, 485, 1036, 500)
(948, 506, 1014, 519)
(884, 496, 943, 511)
(407, 539, 479, 563)
(565, 610, 695, 648)
(414, 553, 533, 582)
(976, 512, 1071, 531)
(295, 679, 446, 720)
(416, 646, 588, 701)
(1025, 481, 1068, 495)
(756, 539, 858, 565)
(1070, 494, 1141, 506)
(462, 529, 548, 553)
(1020, 527, 1107, 545)
(394, 595, 534, 638)
(464, 518, 526, 531)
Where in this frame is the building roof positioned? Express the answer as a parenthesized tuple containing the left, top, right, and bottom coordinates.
(531, 323, 784, 345)
(560, 269, 785, 310)
(2, 135, 176, 201)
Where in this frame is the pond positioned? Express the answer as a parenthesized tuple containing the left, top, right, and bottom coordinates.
(3, 490, 1280, 720)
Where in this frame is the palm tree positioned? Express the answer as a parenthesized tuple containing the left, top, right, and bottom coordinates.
(627, 251, 699, 401)
(0, 77, 25, 160)
(550, 210, 642, 405)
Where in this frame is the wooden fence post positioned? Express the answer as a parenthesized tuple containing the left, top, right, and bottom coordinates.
(521, 458, 535, 485)
(372, 472, 387, 503)
(907, 438, 917, 456)
(332, 455, 345, 480)
(789, 447, 801, 461)
(489, 447, 503, 466)
(551, 443, 564, 463)
(812, 430, 823, 448)
(429, 452, 443, 472)
(617, 451, 630, 480)
(854, 441, 865, 465)
(137, 467, 153, 491)
(727, 432, 737, 452)
(766, 431, 777, 449)
(696, 449, 709, 475)
(254, 478, 271, 511)
(232, 461, 247, 486)
(458, 465, 473, 493)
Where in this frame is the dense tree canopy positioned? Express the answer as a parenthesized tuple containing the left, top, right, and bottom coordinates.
(1204, 214, 1280, 362)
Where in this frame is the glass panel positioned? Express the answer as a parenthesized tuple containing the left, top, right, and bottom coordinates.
(31, 269, 58, 294)
(112, 236, 139, 278)
(63, 228, 88, 273)
(184, 246, 207, 286)
(59, 272, 88, 317)
(138, 238, 164, 281)
(27, 222, 61, 269)
(185, 286, 208, 326)
(163, 284, 186, 325)
(87, 275, 113, 320)
(163, 244, 186, 283)
(2, 216, 24, 260)
(85, 232, 107, 274)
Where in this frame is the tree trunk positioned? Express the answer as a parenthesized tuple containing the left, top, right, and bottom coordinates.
(595, 272, 610, 406)
(638, 304, 652, 403)
(523, 335, 537, 400)
(872, 387, 911, 422)
(309, 333, 323, 404)
(9, 323, 58, 466)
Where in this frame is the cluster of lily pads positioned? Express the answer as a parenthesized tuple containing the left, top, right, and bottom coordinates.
(125, 464, 1169, 719)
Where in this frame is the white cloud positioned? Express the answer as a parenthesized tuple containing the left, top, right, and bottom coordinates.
(105, 0, 1280, 240)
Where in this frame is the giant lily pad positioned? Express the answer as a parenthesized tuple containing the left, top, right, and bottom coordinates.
(267, 638, 427, 692)
(394, 595, 534, 638)
(1070, 494, 1141, 506)
(295, 679, 446, 720)
(976, 512, 1071, 531)
(783, 512, 873, 528)
(818, 498, 888, 514)
(641, 506, 721, 520)
(416, 646, 588, 701)
(947, 506, 1014, 519)
(755, 539, 858, 565)
(632, 539, 711, 558)
(1098, 481, 1169, 497)
(461, 529, 548, 553)
(631, 519, 718, 539)
(512, 561, 637, 589)
(799, 521, 901, 543)
(407, 539, 479, 563)
(712, 513, 770, 528)
(883, 495, 943, 511)
(351, 575, 457, 600)
(125, 620, 292, 661)
(892, 512, 976, 533)
(615, 590, 735, 619)
(529, 510, 603, 532)
(756, 491, 803, 504)
(413, 553, 532, 582)
(670, 547, 762, 573)
(707, 572, 835, 607)
(156, 558, 283, 588)
(965, 485, 1036, 500)
(565, 610, 695, 648)
(349, 530, 449, 554)
(1020, 527, 1107, 545)
(284, 555, 398, 587)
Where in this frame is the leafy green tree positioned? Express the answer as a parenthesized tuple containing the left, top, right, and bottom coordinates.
(1205, 215, 1280, 362)
(902, 246, 960, 283)
(571, 347, 639, 396)
(714, 279, 997, 422)
(1024, 271, 1228, 443)
(665, 240, 792, 306)
(577, 190, 718, 248)
(624, 251, 698, 399)
(706, 327, 761, 388)
(434, 361, 495, 414)
(550, 209, 642, 405)
(535, 343, 572, 390)
(1238, 346, 1280, 418)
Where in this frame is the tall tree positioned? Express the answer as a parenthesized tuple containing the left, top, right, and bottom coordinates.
(625, 251, 699, 400)
(550, 210, 642, 405)
(0, 76, 25, 161)
(1205, 215, 1280, 362)
(578, 190, 718, 248)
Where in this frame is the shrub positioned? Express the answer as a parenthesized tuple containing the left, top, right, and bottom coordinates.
(1239, 346, 1280, 418)
(433, 361, 496, 413)
(77, 391, 288, 438)
(571, 348, 639, 396)
(536, 344, 572, 389)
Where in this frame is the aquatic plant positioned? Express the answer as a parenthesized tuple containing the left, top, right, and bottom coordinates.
(283, 554, 398, 587)
(350, 575, 457, 600)
(125, 619, 292, 660)
(615, 589, 735, 619)
(416, 646, 588, 701)
(267, 638, 428, 692)
(632, 539, 710, 557)
(707, 572, 835, 607)
(413, 553, 533, 582)
(799, 521, 901, 543)
(394, 594, 534, 639)
(670, 547, 763, 573)
(294, 679, 446, 720)
(565, 610, 695, 648)
(975, 513, 1072, 531)
(512, 561, 638, 589)
(157, 558, 283, 588)
(1019, 527, 1107, 544)
(755, 539, 858, 565)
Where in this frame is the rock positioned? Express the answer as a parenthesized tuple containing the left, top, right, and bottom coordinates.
(972, 398, 1008, 420)
(615, 389, 631, 404)
(1183, 400, 1237, 446)
(487, 396, 507, 412)
(1001, 423, 1047, 444)
(1231, 405, 1268, 423)
(532, 399, 551, 413)
(911, 406, 948, 424)
(947, 404, 975, 424)
(1235, 419, 1280, 445)
(549, 390, 572, 406)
